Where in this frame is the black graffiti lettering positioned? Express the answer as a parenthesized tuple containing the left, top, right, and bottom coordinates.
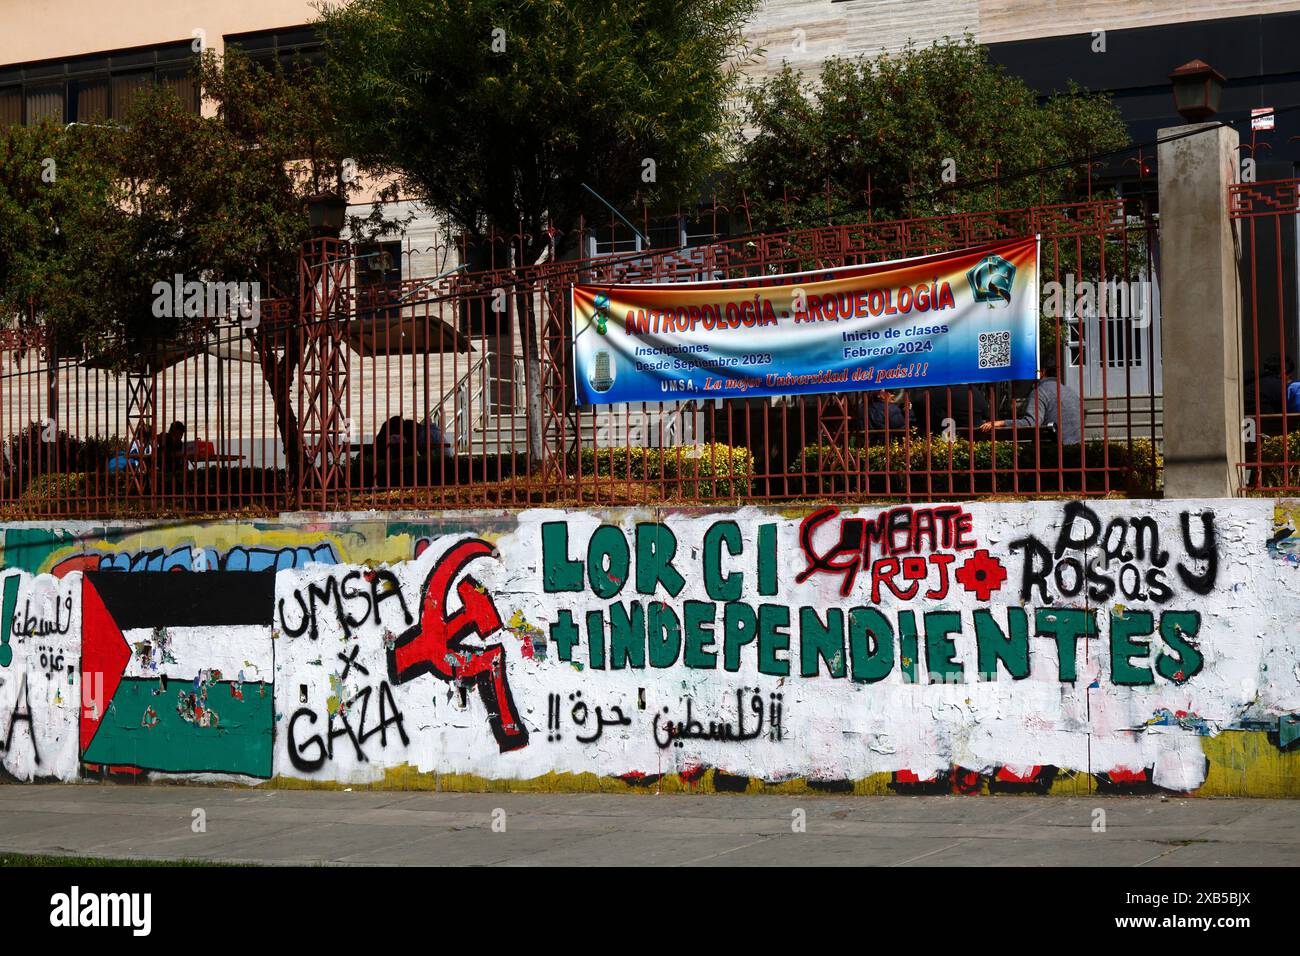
(278, 590, 311, 638)
(283, 570, 417, 643)
(370, 569, 413, 626)
(1009, 534, 1054, 603)
(287, 707, 326, 772)
(1017, 505, 1217, 604)
(327, 707, 366, 763)
(1054, 501, 1102, 557)
(287, 681, 408, 771)
(340, 570, 372, 630)
(357, 682, 410, 749)
(13, 595, 74, 637)
(1146, 568, 1173, 603)
(306, 577, 346, 642)
(1118, 564, 1145, 601)
(1084, 555, 1117, 603)
(1053, 557, 1085, 597)
(1177, 512, 1218, 595)
(2, 674, 40, 766)
(1130, 516, 1170, 566)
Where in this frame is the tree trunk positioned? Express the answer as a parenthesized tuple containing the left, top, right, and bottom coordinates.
(252, 326, 302, 490)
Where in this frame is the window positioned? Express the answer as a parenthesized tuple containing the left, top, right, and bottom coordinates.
(588, 221, 644, 258)
(0, 41, 199, 127)
(355, 240, 403, 322)
(356, 240, 402, 289)
(224, 26, 322, 74)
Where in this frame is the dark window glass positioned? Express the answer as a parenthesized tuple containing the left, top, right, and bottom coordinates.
(157, 69, 197, 112)
(0, 87, 21, 126)
(2, 41, 201, 128)
(225, 26, 322, 77)
(25, 83, 63, 125)
(110, 71, 151, 120)
(72, 77, 108, 122)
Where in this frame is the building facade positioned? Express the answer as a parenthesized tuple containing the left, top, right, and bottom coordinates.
(3, 0, 1298, 449)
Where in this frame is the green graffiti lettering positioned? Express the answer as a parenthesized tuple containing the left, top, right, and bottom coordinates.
(799, 606, 845, 678)
(683, 600, 717, 669)
(1156, 611, 1203, 684)
(1110, 609, 1156, 686)
(585, 609, 607, 669)
(549, 609, 580, 662)
(703, 521, 743, 601)
(609, 601, 646, 670)
(636, 524, 685, 597)
(647, 601, 682, 668)
(1034, 607, 1096, 682)
(975, 607, 1030, 680)
(923, 610, 964, 684)
(898, 611, 920, 684)
(722, 602, 757, 672)
(541, 521, 584, 592)
(587, 525, 630, 599)
(757, 523, 778, 595)
(849, 607, 894, 683)
(757, 604, 791, 676)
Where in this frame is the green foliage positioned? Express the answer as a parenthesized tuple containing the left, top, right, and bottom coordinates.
(579, 442, 754, 497)
(737, 36, 1131, 229)
(19, 471, 87, 504)
(0, 122, 120, 342)
(321, 0, 758, 260)
(1254, 432, 1300, 491)
(795, 435, 1162, 496)
(0, 50, 398, 367)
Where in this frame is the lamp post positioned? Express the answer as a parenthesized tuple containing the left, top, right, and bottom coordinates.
(1169, 59, 1225, 124)
(304, 191, 347, 238)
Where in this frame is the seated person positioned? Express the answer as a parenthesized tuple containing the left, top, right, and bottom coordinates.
(107, 424, 154, 473)
(1245, 357, 1292, 416)
(915, 385, 991, 434)
(374, 415, 417, 454)
(414, 417, 454, 457)
(980, 349, 1081, 444)
(867, 389, 914, 431)
(161, 421, 186, 464)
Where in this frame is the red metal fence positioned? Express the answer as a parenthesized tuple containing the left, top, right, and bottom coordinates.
(1, 199, 1164, 518)
(1230, 175, 1300, 495)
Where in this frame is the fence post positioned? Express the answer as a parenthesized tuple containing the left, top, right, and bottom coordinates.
(1157, 121, 1243, 497)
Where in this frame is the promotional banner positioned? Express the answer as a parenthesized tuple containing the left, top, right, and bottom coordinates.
(571, 236, 1040, 405)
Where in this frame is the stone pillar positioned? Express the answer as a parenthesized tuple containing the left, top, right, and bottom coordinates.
(1157, 121, 1243, 497)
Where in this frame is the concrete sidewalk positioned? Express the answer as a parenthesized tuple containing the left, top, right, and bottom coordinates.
(0, 785, 1296, 866)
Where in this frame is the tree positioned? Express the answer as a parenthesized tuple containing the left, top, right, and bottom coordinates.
(0, 50, 396, 476)
(736, 37, 1131, 228)
(319, 0, 758, 459)
(0, 121, 121, 342)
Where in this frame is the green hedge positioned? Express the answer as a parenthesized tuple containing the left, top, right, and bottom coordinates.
(1251, 432, 1300, 491)
(795, 435, 1162, 496)
(578, 442, 754, 498)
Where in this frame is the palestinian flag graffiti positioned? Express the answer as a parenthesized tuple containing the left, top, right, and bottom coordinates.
(80, 571, 276, 777)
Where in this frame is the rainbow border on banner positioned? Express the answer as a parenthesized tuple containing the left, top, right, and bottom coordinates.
(571, 236, 1040, 406)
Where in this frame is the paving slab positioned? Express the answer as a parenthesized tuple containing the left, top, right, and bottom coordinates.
(0, 785, 1294, 866)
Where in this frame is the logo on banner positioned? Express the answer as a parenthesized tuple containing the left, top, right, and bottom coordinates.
(590, 351, 615, 393)
(967, 254, 1016, 305)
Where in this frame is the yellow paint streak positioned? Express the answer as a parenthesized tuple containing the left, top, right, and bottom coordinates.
(1198, 730, 1300, 797)
(37, 521, 416, 573)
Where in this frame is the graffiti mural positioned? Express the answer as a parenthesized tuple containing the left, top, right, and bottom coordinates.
(1, 501, 1299, 795)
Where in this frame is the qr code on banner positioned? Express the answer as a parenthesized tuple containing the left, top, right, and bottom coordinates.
(978, 330, 1012, 369)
